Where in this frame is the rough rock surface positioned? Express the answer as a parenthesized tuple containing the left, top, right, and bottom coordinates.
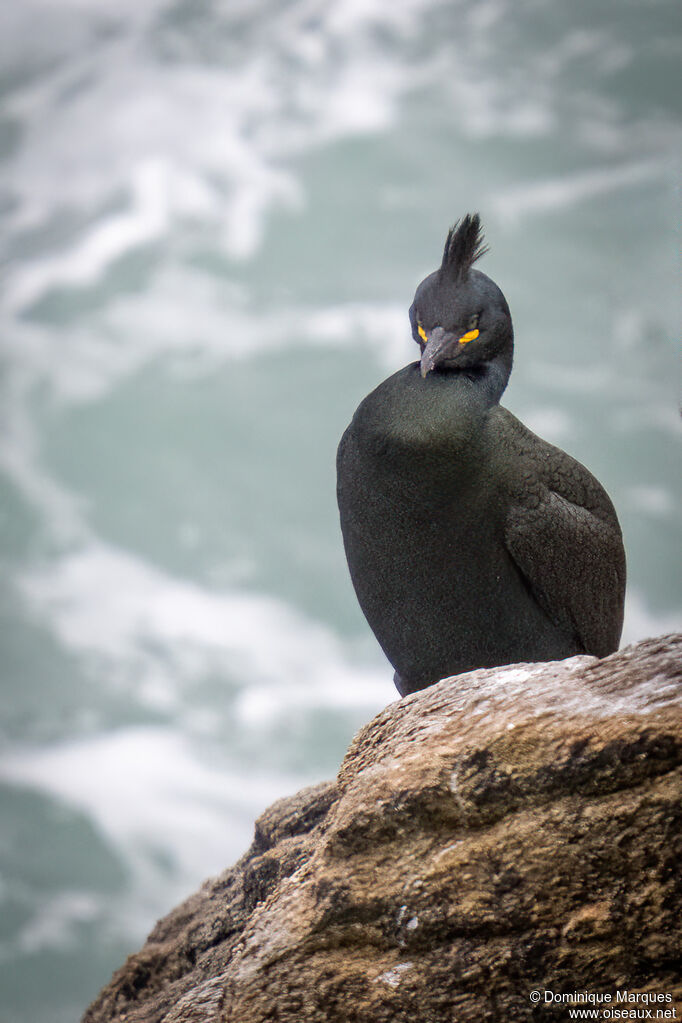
(83, 635, 682, 1022)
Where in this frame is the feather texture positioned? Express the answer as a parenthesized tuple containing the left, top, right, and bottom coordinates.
(440, 212, 489, 280)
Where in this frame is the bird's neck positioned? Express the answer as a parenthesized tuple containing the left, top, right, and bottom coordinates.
(476, 348, 513, 407)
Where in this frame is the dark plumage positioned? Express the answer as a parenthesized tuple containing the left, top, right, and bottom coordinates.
(337, 214, 626, 696)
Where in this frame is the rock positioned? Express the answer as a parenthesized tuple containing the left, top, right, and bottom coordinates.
(82, 635, 682, 1023)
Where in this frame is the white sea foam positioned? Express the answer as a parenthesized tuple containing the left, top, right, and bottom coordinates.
(0, 725, 306, 948)
(1, 0, 436, 316)
(3, 0, 669, 327)
(15, 533, 679, 724)
(3, 518, 393, 946)
(491, 160, 669, 225)
(13, 893, 102, 957)
(18, 539, 392, 716)
(3, 159, 217, 313)
(0, 574, 390, 949)
(0, 727, 299, 878)
(1, 265, 410, 405)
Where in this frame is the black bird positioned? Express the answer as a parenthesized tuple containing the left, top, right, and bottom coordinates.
(337, 214, 626, 696)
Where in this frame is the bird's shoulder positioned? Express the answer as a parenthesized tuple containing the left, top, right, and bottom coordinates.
(490, 405, 621, 527)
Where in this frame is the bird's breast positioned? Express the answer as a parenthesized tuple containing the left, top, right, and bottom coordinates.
(343, 363, 491, 509)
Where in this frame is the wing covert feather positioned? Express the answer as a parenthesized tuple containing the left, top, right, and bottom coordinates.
(498, 409, 626, 657)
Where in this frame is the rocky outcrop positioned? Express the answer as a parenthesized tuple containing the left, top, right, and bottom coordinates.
(83, 635, 682, 1022)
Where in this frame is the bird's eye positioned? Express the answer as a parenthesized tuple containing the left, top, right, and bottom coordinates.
(467, 313, 479, 331)
(417, 323, 428, 343)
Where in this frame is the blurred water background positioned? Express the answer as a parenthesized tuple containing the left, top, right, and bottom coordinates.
(0, 0, 680, 1019)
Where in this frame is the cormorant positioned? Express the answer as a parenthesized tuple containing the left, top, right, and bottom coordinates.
(337, 214, 626, 696)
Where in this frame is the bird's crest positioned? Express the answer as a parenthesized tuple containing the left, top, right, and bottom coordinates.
(440, 213, 489, 281)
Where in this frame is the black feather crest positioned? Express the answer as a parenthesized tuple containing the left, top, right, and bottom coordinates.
(440, 213, 489, 280)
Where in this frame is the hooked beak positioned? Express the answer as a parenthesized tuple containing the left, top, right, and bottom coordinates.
(420, 326, 453, 379)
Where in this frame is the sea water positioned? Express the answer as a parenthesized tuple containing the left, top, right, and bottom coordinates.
(0, 1, 680, 1019)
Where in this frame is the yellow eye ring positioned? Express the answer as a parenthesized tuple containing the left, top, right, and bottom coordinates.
(417, 324, 428, 343)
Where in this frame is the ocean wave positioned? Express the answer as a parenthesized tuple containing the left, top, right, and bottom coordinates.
(0, 725, 304, 877)
(2, 268, 410, 404)
(491, 160, 670, 225)
(0, 724, 308, 950)
(18, 539, 392, 714)
(0, 0, 430, 308)
(3, 0, 674, 322)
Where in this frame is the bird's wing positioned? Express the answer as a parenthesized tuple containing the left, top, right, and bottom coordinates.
(497, 408, 626, 657)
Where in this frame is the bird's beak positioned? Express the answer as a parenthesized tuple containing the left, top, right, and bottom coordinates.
(420, 326, 452, 379)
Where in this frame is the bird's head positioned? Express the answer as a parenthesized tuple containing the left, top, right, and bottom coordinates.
(409, 214, 513, 396)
